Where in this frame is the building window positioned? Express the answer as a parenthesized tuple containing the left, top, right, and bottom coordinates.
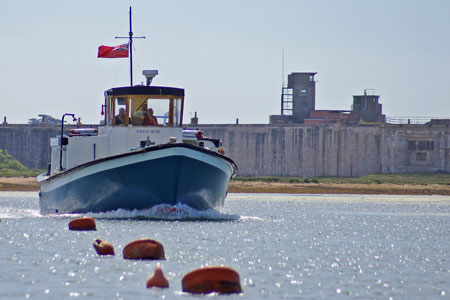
(409, 140, 434, 151)
(301, 89, 307, 95)
(416, 152, 427, 161)
(418, 141, 434, 151)
(408, 141, 416, 151)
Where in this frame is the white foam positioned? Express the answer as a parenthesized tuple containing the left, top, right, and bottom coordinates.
(84, 203, 240, 221)
(239, 215, 265, 221)
(0, 208, 41, 219)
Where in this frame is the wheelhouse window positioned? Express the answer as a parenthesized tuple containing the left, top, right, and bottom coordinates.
(172, 98, 183, 126)
(105, 94, 184, 127)
(114, 97, 128, 125)
(147, 99, 169, 125)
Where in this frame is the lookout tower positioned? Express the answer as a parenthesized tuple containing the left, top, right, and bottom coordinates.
(271, 72, 317, 124)
(352, 89, 385, 123)
(288, 72, 317, 122)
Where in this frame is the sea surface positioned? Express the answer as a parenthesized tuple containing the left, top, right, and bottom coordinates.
(1, 192, 449, 299)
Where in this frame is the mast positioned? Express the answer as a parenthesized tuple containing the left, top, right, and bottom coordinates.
(116, 6, 145, 86)
(129, 6, 133, 86)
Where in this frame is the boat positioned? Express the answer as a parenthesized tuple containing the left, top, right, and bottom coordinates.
(38, 8, 238, 214)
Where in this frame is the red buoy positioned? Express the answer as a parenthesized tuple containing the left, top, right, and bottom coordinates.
(68, 217, 96, 231)
(182, 266, 242, 294)
(93, 239, 115, 256)
(123, 239, 165, 260)
(146, 263, 169, 288)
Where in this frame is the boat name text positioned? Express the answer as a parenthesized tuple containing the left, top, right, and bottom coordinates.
(136, 129, 160, 134)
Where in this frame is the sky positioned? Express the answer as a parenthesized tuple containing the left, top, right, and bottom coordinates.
(1, 0, 450, 125)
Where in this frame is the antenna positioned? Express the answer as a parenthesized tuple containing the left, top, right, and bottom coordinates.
(282, 48, 285, 88)
(116, 6, 145, 86)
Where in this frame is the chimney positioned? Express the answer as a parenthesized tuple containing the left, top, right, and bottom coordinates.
(190, 112, 199, 125)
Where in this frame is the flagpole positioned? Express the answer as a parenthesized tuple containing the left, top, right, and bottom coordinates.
(129, 6, 133, 86)
(115, 6, 145, 87)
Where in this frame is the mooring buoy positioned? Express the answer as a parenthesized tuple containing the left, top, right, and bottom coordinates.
(123, 238, 165, 260)
(68, 217, 96, 231)
(146, 263, 169, 288)
(93, 239, 115, 256)
(182, 266, 242, 294)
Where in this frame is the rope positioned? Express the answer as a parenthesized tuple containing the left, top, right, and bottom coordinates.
(114, 11, 129, 39)
(112, 60, 125, 87)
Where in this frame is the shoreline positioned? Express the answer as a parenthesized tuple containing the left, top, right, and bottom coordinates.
(228, 181, 450, 195)
(0, 177, 40, 192)
(1, 177, 449, 196)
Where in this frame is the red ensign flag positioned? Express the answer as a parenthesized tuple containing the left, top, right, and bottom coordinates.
(98, 43, 129, 58)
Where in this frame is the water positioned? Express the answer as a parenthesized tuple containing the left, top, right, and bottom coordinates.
(1, 192, 450, 299)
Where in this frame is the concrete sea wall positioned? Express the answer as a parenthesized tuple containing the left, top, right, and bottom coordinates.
(0, 123, 449, 176)
(0, 125, 60, 170)
(200, 124, 450, 177)
(0, 125, 82, 170)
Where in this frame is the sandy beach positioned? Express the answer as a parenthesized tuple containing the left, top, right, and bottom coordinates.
(0, 177, 40, 191)
(1, 176, 449, 195)
(229, 180, 450, 195)
(228, 180, 450, 195)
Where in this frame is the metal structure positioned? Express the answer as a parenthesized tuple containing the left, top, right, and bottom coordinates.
(281, 86, 293, 115)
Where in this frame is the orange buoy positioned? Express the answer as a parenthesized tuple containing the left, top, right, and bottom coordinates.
(146, 263, 169, 288)
(93, 239, 115, 256)
(182, 266, 242, 294)
(68, 217, 96, 231)
(123, 239, 165, 260)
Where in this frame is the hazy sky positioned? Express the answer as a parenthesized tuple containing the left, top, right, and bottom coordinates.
(1, 0, 449, 124)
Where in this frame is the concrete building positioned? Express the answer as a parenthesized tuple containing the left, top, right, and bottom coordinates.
(200, 123, 450, 177)
(0, 121, 449, 176)
(352, 89, 385, 123)
(270, 72, 317, 124)
(271, 72, 385, 125)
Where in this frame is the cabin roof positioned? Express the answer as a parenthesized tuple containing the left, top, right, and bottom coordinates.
(105, 85, 184, 97)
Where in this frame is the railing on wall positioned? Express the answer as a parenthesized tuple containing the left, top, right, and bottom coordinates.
(385, 117, 449, 125)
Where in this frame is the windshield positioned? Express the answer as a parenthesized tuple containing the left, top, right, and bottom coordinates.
(105, 95, 184, 127)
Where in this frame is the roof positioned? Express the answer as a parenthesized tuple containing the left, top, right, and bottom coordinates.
(105, 85, 185, 97)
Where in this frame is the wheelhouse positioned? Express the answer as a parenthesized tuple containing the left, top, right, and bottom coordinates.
(104, 86, 185, 127)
